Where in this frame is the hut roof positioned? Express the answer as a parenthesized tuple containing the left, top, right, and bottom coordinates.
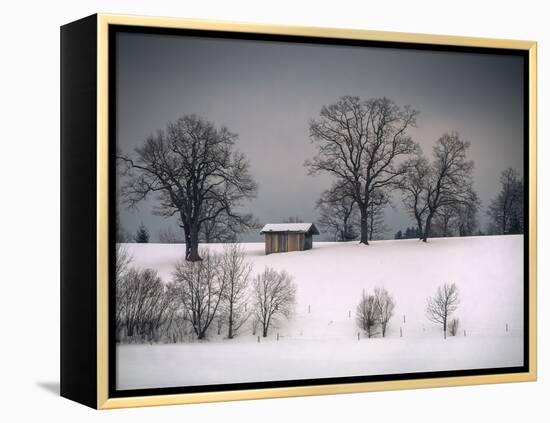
(260, 223, 320, 235)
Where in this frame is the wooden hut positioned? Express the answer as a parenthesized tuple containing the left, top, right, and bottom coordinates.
(260, 223, 320, 255)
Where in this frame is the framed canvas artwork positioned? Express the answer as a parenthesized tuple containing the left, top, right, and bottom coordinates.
(60, 14, 537, 409)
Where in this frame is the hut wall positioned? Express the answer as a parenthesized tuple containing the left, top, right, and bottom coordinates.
(288, 233, 301, 252)
(304, 234, 313, 250)
(265, 233, 274, 254)
(264, 232, 312, 254)
(265, 233, 290, 254)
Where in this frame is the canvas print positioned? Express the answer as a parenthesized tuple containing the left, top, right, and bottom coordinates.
(113, 30, 526, 392)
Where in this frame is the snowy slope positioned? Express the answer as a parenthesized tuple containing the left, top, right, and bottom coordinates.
(117, 235, 524, 390)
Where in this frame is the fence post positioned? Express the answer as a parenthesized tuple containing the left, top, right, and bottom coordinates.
(257, 336, 260, 343)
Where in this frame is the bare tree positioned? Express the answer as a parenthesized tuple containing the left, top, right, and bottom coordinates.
(115, 243, 132, 282)
(426, 283, 460, 339)
(316, 180, 359, 241)
(356, 290, 379, 338)
(487, 168, 524, 235)
(306, 96, 419, 245)
(221, 244, 252, 338)
(163, 283, 191, 343)
(118, 115, 258, 261)
(401, 133, 477, 242)
(375, 287, 395, 337)
(401, 155, 430, 239)
(172, 250, 227, 339)
(253, 267, 296, 337)
(115, 243, 133, 339)
(116, 267, 172, 341)
(423, 133, 477, 242)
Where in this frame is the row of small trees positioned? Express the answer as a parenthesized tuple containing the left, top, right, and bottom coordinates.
(356, 287, 396, 338)
(356, 283, 461, 340)
(115, 244, 296, 343)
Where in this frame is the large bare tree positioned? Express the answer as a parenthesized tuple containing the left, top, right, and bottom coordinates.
(172, 250, 227, 339)
(487, 168, 524, 235)
(401, 156, 430, 239)
(253, 267, 296, 338)
(306, 96, 418, 245)
(401, 133, 477, 242)
(118, 115, 258, 261)
(426, 283, 460, 339)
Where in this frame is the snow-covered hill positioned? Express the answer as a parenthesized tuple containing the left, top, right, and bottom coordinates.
(117, 235, 524, 390)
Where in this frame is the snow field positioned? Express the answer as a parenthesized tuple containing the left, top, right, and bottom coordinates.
(117, 235, 524, 390)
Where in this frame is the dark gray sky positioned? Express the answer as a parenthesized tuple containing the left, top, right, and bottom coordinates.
(116, 32, 524, 242)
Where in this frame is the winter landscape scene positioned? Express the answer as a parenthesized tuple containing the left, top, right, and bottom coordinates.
(114, 32, 526, 390)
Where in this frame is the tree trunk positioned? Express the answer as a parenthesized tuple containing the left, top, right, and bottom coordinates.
(182, 218, 191, 259)
(423, 213, 434, 242)
(187, 225, 202, 261)
(368, 212, 374, 241)
(415, 216, 424, 240)
(262, 326, 268, 337)
(359, 206, 369, 245)
(227, 303, 234, 339)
